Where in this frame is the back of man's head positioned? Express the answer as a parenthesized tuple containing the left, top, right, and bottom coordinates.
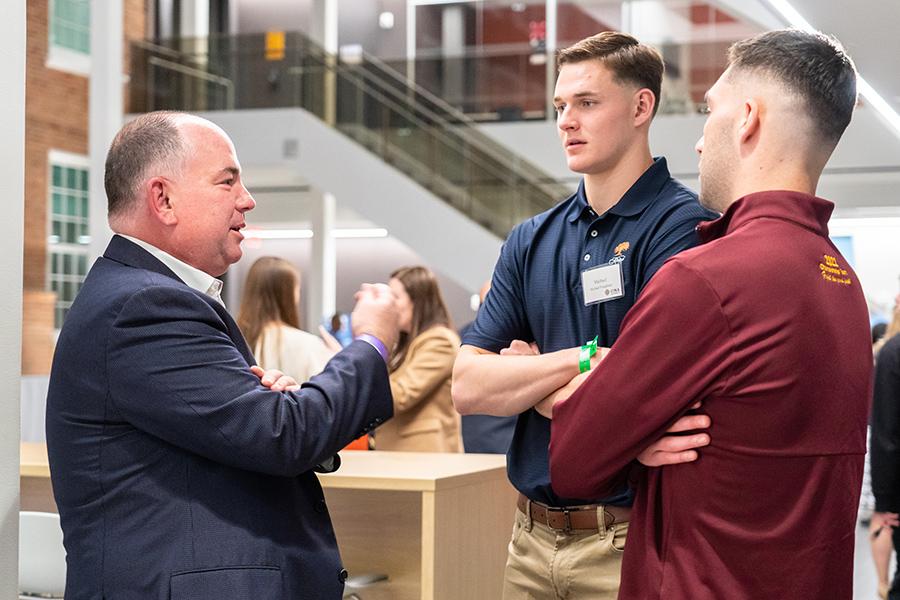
(726, 29, 857, 147)
(557, 31, 664, 117)
(105, 111, 187, 229)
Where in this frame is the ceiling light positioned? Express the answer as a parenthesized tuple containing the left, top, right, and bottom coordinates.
(244, 228, 388, 240)
(761, 0, 900, 138)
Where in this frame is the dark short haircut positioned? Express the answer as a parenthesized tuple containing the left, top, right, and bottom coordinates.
(557, 31, 664, 117)
(727, 29, 857, 144)
(105, 111, 186, 218)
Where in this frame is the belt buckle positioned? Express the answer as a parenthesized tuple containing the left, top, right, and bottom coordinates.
(560, 507, 573, 534)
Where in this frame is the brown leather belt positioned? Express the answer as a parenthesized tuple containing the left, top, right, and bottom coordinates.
(517, 493, 631, 533)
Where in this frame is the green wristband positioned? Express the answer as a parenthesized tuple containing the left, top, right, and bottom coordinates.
(579, 335, 599, 373)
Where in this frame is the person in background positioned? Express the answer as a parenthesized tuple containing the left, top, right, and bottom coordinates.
(237, 256, 336, 383)
(872, 293, 900, 600)
(459, 280, 517, 454)
(323, 311, 354, 348)
(375, 266, 462, 452)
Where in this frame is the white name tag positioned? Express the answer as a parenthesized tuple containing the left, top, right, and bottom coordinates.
(582, 263, 624, 305)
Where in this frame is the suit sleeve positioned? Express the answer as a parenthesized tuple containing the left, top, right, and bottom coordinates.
(871, 339, 900, 513)
(390, 331, 456, 413)
(550, 259, 734, 498)
(106, 285, 392, 477)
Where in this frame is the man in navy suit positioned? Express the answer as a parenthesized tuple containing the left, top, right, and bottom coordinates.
(46, 111, 399, 599)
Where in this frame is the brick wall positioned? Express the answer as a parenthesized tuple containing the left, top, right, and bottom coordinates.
(23, 0, 147, 375)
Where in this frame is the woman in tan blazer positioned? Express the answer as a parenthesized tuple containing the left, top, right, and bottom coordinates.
(375, 266, 462, 452)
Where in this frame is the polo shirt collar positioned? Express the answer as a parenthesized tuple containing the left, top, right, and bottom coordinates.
(566, 157, 671, 223)
(119, 234, 225, 305)
(698, 190, 834, 243)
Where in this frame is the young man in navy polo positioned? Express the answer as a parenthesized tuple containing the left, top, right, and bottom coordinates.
(452, 31, 716, 598)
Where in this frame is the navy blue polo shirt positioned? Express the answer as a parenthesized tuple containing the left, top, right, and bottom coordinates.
(462, 157, 717, 507)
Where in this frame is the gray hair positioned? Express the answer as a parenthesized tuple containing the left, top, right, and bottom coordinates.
(104, 111, 189, 220)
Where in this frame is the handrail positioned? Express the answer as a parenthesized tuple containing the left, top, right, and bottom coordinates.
(129, 32, 575, 237)
(286, 62, 535, 190)
(327, 52, 569, 198)
(148, 56, 236, 109)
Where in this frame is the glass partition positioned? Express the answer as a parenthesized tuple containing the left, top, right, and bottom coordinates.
(130, 31, 572, 238)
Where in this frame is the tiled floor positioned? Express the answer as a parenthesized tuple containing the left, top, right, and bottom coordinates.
(855, 523, 897, 599)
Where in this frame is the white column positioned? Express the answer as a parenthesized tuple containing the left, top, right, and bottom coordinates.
(310, 0, 339, 125)
(441, 5, 465, 106)
(406, 0, 416, 82)
(545, 0, 558, 120)
(309, 0, 338, 53)
(180, 0, 210, 37)
(0, 0, 25, 593)
(307, 192, 336, 331)
(88, 0, 123, 262)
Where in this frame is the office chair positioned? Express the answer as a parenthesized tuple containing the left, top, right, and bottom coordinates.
(19, 511, 66, 599)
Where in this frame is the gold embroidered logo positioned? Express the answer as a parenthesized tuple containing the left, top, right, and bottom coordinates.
(608, 241, 630, 265)
(819, 254, 852, 286)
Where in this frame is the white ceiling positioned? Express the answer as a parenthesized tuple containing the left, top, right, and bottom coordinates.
(786, 0, 900, 115)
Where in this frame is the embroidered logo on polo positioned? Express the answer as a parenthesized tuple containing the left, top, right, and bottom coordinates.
(819, 254, 852, 286)
(608, 241, 630, 265)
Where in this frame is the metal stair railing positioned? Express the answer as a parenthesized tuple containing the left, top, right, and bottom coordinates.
(130, 32, 573, 238)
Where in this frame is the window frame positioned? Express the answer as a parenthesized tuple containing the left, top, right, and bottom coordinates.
(47, 150, 91, 330)
(46, 0, 91, 76)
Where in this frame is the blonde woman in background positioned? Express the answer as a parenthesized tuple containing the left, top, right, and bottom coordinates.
(238, 256, 337, 383)
(375, 266, 462, 452)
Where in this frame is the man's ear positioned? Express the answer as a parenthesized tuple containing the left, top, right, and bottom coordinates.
(146, 176, 178, 226)
(633, 88, 656, 127)
(738, 97, 761, 146)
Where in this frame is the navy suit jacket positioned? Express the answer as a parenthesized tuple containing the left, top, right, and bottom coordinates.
(46, 235, 393, 600)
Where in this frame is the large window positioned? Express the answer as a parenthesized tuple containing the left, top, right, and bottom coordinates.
(47, 151, 90, 329)
(47, 0, 91, 75)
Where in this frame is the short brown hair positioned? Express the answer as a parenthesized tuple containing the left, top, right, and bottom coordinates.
(105, 111, 187, 219)
(557, 31, 664, 117)
(389, 266, 452, 371)
(237, 257, 302, 361)
(727, 29, 857, 144)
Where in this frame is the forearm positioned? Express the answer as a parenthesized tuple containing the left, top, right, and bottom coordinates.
(452, 345, 581, 416)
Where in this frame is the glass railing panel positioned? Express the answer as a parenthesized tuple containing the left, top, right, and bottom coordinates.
(131, 31, 572, 239)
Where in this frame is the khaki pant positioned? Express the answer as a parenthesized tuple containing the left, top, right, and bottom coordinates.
(502, 506, 628, 600)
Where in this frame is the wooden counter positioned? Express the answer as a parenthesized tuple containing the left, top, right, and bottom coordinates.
(21, 445, 516, 599)
(20, 442, 56, 513)
(319, 452, 515, 599)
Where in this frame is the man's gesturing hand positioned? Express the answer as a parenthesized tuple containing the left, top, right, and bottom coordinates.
(351, 283, 400, 355)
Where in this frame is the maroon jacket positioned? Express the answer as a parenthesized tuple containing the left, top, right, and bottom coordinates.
(550, 191, 871, 599)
